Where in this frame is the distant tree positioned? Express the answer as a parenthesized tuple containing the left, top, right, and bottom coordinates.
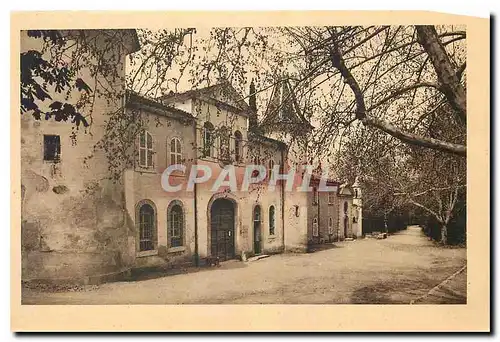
(333, 98, 465, 244)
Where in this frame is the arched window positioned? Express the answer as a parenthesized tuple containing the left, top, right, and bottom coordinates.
(344, 201, 348, 214)
(234, 131, 243, 163)
(203, 122, 214, 157)
(269, 205, 275, 235)
(268, 159, 275, 180)
(355, 189, 359, 198)
(168, 201, 184, 248)
(137, 201, 156, 251)
(139, 131, 154, 168)
(169, 138, 182, 166)
(219, 126, 230, 161)
(328, 217, 334, 234)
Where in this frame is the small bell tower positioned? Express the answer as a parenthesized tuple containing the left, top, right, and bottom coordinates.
(352, 176, 363, 237)
(352, 176, 362, 206)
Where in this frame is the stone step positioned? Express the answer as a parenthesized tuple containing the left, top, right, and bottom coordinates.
(247, 254, 270, 262)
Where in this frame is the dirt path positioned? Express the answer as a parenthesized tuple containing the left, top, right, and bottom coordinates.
(22, 226, 466, 304)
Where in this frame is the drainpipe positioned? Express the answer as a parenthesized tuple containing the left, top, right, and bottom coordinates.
(281, 148, 285, 252)
(193, 119, 199, 267)
(317, 185, 321, 244)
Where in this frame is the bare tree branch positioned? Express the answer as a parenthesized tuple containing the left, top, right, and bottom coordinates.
(416, 25, 467, 124)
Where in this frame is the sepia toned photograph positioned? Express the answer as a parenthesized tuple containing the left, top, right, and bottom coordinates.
(11, 10, 490, 331)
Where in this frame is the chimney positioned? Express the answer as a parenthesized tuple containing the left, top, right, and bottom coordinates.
(249, 79, 258, 131)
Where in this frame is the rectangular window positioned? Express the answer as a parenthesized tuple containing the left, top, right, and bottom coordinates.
(328, 217, 333, 234)
(43, 135, 61, 162)
(169, 138, 182, 166)
(139, 131, 154, 168)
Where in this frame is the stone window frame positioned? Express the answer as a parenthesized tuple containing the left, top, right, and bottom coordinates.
(135, 199, 158, 257)
(166, 199, 186, 251)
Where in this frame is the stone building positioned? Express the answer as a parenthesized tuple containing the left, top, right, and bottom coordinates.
(20, 30, 362, 284)
(21, 29, 141, 283)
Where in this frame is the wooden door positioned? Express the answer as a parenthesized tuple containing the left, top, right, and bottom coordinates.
(210, 199, 235, 260)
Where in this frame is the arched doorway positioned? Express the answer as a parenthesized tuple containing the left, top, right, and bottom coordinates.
(210, 198, 235, 260)
(253, 205, 262, 254)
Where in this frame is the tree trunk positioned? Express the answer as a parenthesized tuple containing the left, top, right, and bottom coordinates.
(440, 224, 448, 245)
(328, 30, 466, 157)
(415, 25, 467, 124)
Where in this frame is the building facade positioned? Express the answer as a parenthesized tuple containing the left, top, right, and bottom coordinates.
(20, 30, 363, 284)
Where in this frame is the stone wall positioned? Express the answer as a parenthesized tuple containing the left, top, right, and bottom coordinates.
(20, 30, 136, 283)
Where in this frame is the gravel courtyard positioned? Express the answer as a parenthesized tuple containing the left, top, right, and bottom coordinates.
(22, 226, 466, 304)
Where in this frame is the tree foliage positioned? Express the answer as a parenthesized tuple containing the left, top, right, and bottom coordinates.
(127, 25, 466, 158)
(21, 26, 467, 200)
